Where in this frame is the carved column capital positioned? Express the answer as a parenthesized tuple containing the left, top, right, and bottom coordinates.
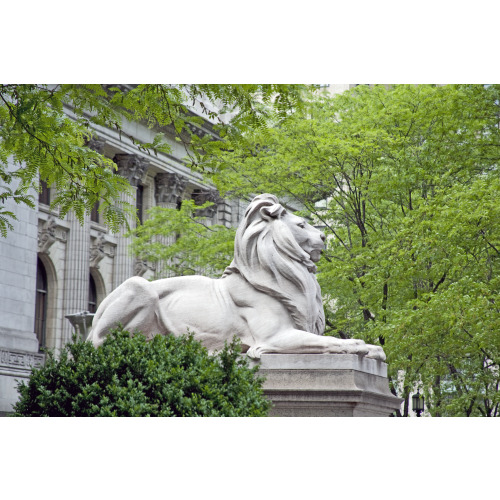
(192, 188, 221, 218)
(155, 172, 188, 205)
(86, 136, 106, 154)
(114, 154, 149, 187)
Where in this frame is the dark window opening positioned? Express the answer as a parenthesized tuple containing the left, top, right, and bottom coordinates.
(88, 274, 97, 314)
(136, 184, 144, 225)
(91, 201, 100, 223)
(39, 180, 50, 205)
(191, 189, 202, 204)
(34, 257, 48, 349)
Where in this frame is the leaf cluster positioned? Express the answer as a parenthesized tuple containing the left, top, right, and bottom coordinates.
(13, 327, 270, 417)
(130, 199, 235, 277)
(1, 84, 309, 236)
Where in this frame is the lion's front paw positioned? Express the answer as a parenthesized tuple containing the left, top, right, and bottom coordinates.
(365, 345, 386, 362)
(247, 345, 264, 359)
(350, 344, 369, 356)
(345, 338, 366, 346)
(327, 340, 369, 356)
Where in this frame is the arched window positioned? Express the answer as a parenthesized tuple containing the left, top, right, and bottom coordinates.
(88, 273, 97, 313)
(34, 257, 48, 348)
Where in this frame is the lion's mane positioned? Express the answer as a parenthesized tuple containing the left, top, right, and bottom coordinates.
(222, 194, 325, 335)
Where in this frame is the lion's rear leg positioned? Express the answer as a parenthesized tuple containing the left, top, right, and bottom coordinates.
(89, 277, 162, 347)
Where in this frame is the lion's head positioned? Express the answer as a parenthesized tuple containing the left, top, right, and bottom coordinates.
(222, 194, 326, 335)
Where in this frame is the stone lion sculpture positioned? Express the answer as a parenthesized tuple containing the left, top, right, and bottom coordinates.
(89, 194, 386, 361)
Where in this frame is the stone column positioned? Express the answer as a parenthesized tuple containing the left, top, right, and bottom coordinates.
(153, 173, 188, 277)
(62, 210, 91, 341)
(61, 137, 107, 342)
(113, 154, 149, 289)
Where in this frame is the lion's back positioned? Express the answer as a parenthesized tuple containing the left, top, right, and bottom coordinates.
(151, 275, 246, 344)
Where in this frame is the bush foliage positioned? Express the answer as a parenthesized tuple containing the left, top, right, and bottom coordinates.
(13, 328, 270, 417)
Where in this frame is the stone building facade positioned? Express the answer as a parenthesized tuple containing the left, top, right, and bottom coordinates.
(0, 98, 246, 415)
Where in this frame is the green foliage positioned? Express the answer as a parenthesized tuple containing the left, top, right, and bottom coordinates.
(129, 199, 235, 277)
(0, 84, 309, 236)
(203, 84, 500, 416)
(13, 327, 270, 417)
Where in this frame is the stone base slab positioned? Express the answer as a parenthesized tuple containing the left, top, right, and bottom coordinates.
(248, 354, 402, 417)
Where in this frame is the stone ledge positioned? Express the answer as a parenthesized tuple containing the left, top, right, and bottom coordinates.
(250, 353, 387, 377)
(0, 327, 40, 352)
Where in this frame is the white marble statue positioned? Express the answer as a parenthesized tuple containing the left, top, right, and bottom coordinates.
(89, 194, 386, 360)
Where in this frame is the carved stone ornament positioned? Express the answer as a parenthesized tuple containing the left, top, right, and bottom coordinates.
(192, 188, 221, 218)
(0, 349, 44, 370)
(89, 234, 106, 269)
(88, 194, 387, 362)
(134, 258, 156, 277)
(186, 122, 211, 139)
(114, 154, 149, 187)
(38, 216, 57, 254)
(89, 234, 115, 267)
(155, 172, 188, 205)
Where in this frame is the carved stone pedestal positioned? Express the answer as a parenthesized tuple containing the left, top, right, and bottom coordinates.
(249, 354, 402, 417)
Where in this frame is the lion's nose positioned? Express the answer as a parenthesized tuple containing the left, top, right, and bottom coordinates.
(320, 233, 326, 242)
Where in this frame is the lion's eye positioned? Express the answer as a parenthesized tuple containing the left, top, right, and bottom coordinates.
(298, 223, 306, 229)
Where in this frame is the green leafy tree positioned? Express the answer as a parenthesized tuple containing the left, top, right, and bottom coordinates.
(13, 327, 270, 417)
(196, 84, 500, 417)
(130, 198, 235, 278)
(0, 84, 309, 236)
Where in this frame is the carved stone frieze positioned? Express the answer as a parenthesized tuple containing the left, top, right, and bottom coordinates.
(114, 154, 149, 187)
(0, 349, 44, 370)
(155, 172, 188, 205)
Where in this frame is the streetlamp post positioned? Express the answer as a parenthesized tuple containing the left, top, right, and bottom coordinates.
(412, 389, 425, 417)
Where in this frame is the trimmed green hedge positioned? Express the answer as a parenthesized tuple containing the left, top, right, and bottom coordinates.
(14, 328, 270, 417)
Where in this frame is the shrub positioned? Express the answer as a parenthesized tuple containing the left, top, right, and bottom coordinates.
(13, 328, 270, 417)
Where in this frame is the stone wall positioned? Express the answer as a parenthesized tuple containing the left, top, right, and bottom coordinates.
(0, 159, 40, 415)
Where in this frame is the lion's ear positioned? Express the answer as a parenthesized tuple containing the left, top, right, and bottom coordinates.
(260, 204, 285, 221)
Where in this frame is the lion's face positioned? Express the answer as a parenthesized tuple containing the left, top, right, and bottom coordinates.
(282, 212, 326, 263)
